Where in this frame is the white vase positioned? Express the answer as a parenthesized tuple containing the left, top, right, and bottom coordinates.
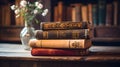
(20, 21, 35, 50)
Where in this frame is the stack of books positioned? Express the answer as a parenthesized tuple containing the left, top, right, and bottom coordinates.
(29, 21, 92, 56)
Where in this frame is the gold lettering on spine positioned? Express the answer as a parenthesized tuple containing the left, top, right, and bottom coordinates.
(42, 22, 88, 30)
(45, 24, 49, 29)
(78, 23, 82, 27)
(72, 30, 79, 39)
(43, 31, 48, 39)
(59, 30, 65, 38)
(70, 40, 83, 48)
(72, 41, 80, 48)
(60, 23, 64, 29)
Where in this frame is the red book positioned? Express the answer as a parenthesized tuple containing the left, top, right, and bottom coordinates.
(31, 48, 89, 56)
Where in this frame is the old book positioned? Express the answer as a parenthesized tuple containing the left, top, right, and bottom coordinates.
(106, 3, 113, 26)
(41, 22, 89, 30)
(113, 1, 118, 26)
(54, 6, 59, 21)
(31, 48, 89, 56)
(71, 3, 82, 22)
(92, 4, 98, 26)
(1, 4, 11, 26)
(35, 29, 90, 39)
(66, 6, 72, 21)
(57, 1, 66, 21)
(118, 1, 120, 26)
(81, 5, 88, 22)
(4, 4, 11, 26)
(88, 3, 93, 25)
(29, 39, 92, 49)
(98, 0, 106, 26)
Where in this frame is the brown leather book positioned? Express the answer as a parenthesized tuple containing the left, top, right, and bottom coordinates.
(35, 29, 90, 39)
(41, 21, 89, 30)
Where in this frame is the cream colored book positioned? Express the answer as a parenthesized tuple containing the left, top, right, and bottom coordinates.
(29, 39, 91, 49)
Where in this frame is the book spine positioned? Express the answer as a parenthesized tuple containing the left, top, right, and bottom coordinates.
(106, 3, 113, 26)
(35, 29, 90, 39)
(29, 39, 92, 49)
(41, 22, 88, 30)
(88, 3, 93, 25)
(31, 48, 89, 56)
(118, 1, 120, 26)
(92, 4, 98, 26)
(113, 1, 118, 26)
(98, 0, 106, 26)
(71, 4, 82, 22)
(81, 5, 88, 22)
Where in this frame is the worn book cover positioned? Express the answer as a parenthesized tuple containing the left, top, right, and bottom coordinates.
(81, 5, 88, 22)
(92, 4, 98, 26)
(70, 3, 82, 22)
(29, 39, 91, 49)
(35, 29, 90, 39)
(98, 0, 106, 26)
(41, 21, 89, 30)
(106, 3, 113, 26)
(31, 48, 89, 56)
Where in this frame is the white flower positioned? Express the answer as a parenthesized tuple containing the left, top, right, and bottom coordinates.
(42, 9, 48, 16)
(44, 9, 48, 13)
(35, 2, 39, 6)
(10, 0, 48, 23)
(14, 9, 20, 14)
(20, 0, 27, 7)
(41, 13, 45, 16)
(16, 14, 20, 18)
(10, 5, 16, 10)
(37, 3, 43, 9)
(34, 9, 38, 14)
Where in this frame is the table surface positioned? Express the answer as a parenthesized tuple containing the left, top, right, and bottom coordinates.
(0, 43, 120, 62)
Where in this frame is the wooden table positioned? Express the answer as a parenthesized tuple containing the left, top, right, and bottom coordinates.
(0, 43, 120, 67)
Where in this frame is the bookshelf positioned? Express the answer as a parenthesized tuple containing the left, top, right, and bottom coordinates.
(0, 0, 120, 46)
(50, 0, 120, 46)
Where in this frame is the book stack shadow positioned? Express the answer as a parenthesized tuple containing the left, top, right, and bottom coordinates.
(29, 21, 92, 56)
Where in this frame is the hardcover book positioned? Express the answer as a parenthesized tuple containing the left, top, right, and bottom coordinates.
(106, 3, 113, 26)
(35, 29, 90, 39)
(92, 4, 98, 26)
(81, 5, 88, 22)
(70, 3, 82, 22)
(98, 0, 106, 26)
(40, 21, 89, 30)
(31, 48, 89, 56)
(88, 3, 93, 25)
(113, 1, 118, 26)
(29, 39, 91, 49)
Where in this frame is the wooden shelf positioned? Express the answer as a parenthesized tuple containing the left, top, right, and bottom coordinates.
(0, 26, 23, 42)
(92, 26, 120, 42)
(92, 38, 120, 42)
